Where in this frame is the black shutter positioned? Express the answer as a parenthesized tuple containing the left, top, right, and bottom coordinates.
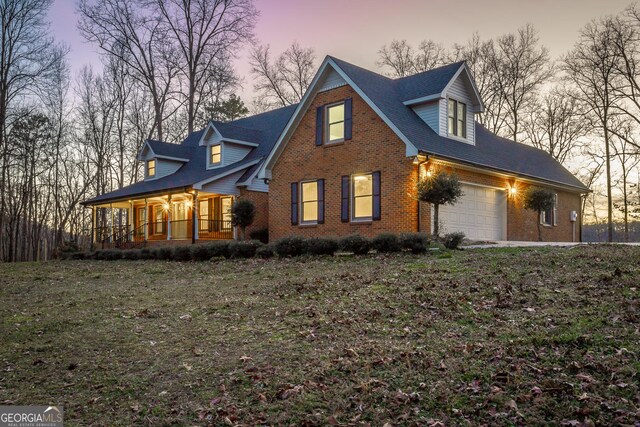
(344, 97, 353, 140)
(317, 179, 325, 224)
(291, 182, 299, 225)
(315, 106, 323, 146)
(372, 171, 381, 220)
(213, 197, 220, 231)
(341, 176, 350, 222)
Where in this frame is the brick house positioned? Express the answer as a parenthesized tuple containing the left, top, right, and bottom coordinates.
(258, 57, 588, 242)
(83, 56, 588, 247)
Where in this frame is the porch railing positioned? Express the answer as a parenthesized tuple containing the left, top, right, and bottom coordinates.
(198, 219, 233, 240)
(170, 219, 192, 240)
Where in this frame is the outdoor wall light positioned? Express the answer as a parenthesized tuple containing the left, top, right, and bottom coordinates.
(509, 186, 517, 196)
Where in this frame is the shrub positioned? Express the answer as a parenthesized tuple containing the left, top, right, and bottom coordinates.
(122, 250, 140, 260)
(192, 245, 212, 261)
(139, 248, 154, 260)
(339, 234, 371, 255)
(173, 246, 193, 262)
(206, 241, 230, 258)
(274, 236, 308, 257)
(442, 232, 465, 250)
(249, 228, 269, 244)
(95, 249, 122, 261)
(256, 244, 274, 259)
(371, 233, 401, 253)
(227, 240, 262, 258)
(232, 199, 255, 240)
(153, 247, 173, 261)
(399, 233, 430, 254)
(307, 237, 339, 256)
(59, 241, 80, 253)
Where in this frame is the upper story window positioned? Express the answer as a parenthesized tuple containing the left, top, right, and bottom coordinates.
(448, 99, 467, 139)
(210, 144, 221, 165)
(326, 102, 345, 143)
(352, 173, 373, 221)
(147, 159, 156, 178)
(301, 180, 319, 223)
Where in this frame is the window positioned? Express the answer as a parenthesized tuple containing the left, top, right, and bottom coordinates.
(199, 199, 209, 231)
(154, 205, 164, 234)
(301, 181, 319, 223)
(147, 159, 156, 177)
(447, 99, 467, 138)
(221, 197, 232, 229)
(541, 193, 558, 226)
(352, 173, 373, 220)
(326, 102, 345, 143)
(210, 144, 221, 165)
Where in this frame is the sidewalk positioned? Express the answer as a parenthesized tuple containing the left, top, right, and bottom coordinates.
(464, 241, 640, 249)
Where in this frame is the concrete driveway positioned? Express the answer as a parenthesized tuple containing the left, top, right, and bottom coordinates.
(464, 241, 640, 249)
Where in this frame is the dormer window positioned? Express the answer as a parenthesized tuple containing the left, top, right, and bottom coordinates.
(147, 159, 156, 177)
(210, 144, 221, 165)
(325, 102, 345, 143)
(448, 99, 467, 139)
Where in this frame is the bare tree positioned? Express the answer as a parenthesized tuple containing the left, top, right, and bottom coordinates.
(610, 117, 640, 241)
(522, 89, 588, 164)
(78, 0, 180, 141)
(378, 39, 448, 77)
(491, 25, 553, 142)
(0, 0, 61, 260)
(151, 0, 257, 134)
(249, 42, 316, 111)
(564, 17, 620, 242)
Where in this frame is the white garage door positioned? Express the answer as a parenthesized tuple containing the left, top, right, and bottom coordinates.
(437, 184, 506, 241)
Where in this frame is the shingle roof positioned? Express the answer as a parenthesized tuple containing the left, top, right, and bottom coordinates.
(83, 104, 297, 205)
(329, 56, 588, 191)
(146, 139, 193, 160)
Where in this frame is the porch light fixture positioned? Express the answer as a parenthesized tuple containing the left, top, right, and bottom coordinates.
(185, 200, 193, 208)
(162, 202, 170, 211)
(509, 186, 517, 196)
(426, 170, 432, 178)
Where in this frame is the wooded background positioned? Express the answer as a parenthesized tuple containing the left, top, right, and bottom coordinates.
(1, 0, 639, 261)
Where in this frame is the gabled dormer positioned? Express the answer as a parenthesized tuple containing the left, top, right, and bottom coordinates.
(138, 140, 190, 181)
(198, 121, 260, 170)
(403, 63, 483, 145)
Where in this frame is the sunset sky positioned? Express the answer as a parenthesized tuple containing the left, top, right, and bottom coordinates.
(50, 0, 632, 102)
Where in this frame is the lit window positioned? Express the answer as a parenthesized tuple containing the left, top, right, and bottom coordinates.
(352, 173, 373, 220)
(447, 99, 466, 138)
(221, 197, 232, 229)
(301, 181, 319, 223)
(154, 205, 164, 234)
(199, 199, 209, 231)
(326, 103, 345, 143)
(210, 144, 221, 165)
(147, 159, 156, 177)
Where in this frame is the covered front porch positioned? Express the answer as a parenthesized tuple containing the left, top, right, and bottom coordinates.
(90, 191, 236, 249)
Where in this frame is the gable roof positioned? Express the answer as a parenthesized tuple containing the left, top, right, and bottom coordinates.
(83, 104, 297, 205)
(143, 139, 193, 161)
(261, 56, 587, 192)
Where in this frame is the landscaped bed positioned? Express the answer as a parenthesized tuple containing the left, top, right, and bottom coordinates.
(0, 246, 638, 425)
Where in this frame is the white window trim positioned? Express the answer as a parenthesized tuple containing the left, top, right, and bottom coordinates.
(447, 98, 467, 140)
(146, 159, 156, 179)
(350, 173, 373, 222)
(300, 179, 319, 225)
(325, 101, 346, 144)
(208, 143, 223, 169)
(540, 193, 558, 227)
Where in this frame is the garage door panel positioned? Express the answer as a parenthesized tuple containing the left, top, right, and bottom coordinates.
(437, 184, 506, 241)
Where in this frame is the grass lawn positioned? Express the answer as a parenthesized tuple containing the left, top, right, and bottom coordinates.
(0, 246, 639, 426)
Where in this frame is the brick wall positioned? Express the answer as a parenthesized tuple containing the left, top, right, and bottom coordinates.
(268, 85, 583, 242)
(238, 188, 269, 240)
(269, 85, 419, 240)
(426, 161, 582, 242)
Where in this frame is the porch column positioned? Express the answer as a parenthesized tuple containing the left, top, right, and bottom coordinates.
(167, 194, 172, 240)
(192, 191, 199, 244)
(232, 196, 238, 240)
(144, 199, 149, 241)
(128, 200, 133, 237)
(91, 206, 96, 246)
(110, 203, 114, 243)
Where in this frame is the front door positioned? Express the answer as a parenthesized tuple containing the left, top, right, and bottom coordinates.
(172, 201, 189, 239)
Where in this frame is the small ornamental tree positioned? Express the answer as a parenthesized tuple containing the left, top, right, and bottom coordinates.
(417, 171, 463, 237)
(523, 187, 555, 241)
(231, 199, 255, 240)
